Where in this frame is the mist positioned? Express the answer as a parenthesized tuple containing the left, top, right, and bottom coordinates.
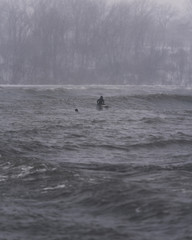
(0, 0, 191, 85)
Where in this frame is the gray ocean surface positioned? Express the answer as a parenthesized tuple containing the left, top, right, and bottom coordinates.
(0, 85, 192, 240)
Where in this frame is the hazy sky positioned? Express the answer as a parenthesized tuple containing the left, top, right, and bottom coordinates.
(156, 0, 189, 15)
(112, 0, 187, 13)
(157, 0, 186, 8)
(113, 0, 187, 9)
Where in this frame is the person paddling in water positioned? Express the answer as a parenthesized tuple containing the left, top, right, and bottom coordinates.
(97, 96, 105, 106)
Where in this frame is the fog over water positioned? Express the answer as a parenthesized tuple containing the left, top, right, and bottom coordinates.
(1, 0, 192, 239)
(153, 0, 186, 8)
(0, 0, 191, 85)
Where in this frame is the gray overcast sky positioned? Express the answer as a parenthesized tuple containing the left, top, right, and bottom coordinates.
(157, 0, 186, 8)
(155, 0, 188, 14)
(111, 0, 187, 13)
(113, 0, 186, 8)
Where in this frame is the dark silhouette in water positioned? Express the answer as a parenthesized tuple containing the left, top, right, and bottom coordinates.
(97, 96, 105, 106)
(96, 96, 109, 110)
(75, 108, 78, 112)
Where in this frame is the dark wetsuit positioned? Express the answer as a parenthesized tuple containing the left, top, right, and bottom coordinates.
(97, 96, 104, 105)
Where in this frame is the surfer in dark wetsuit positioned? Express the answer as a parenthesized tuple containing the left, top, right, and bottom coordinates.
(97, 96, 105, 106)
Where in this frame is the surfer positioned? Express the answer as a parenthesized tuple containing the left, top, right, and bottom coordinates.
(97, 96, 105, 106)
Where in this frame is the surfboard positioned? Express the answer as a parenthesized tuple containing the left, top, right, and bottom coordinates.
(96, 104, 109, 110)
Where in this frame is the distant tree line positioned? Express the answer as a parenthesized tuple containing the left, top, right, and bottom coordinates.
(0, 0, 191, 85)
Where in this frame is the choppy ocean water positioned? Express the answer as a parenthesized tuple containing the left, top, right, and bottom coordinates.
(0, 85, 192, 240)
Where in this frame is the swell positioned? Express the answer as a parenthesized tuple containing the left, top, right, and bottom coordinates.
(133, 93, 192, 102)
(129, 138, 192, 149)
(1, 157, 192, 225)
(2, 86, 192, 112)
(2, 157, 192, 184)
(1, 134, 192, 160)
(78, 137, 192, 152)
(108, 93, 192, 111)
